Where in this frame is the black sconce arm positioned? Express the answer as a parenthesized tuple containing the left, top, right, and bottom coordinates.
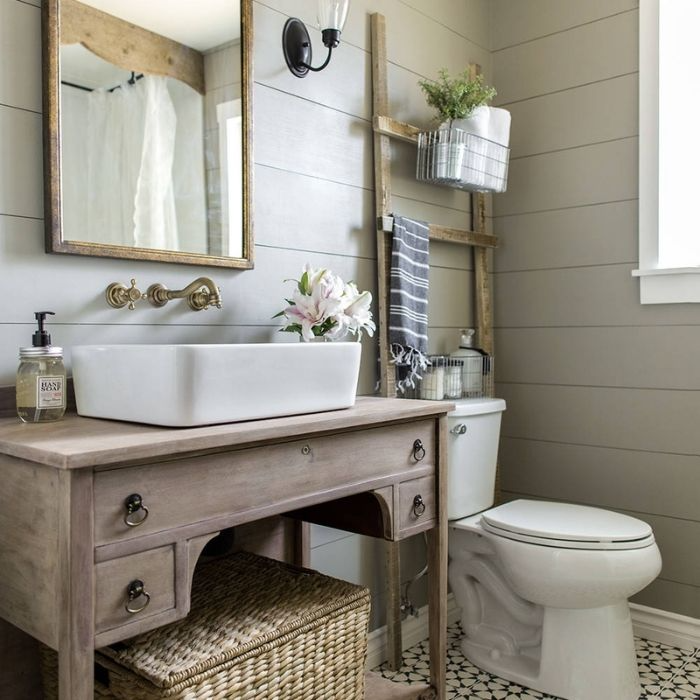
(300, 46, 333, 73)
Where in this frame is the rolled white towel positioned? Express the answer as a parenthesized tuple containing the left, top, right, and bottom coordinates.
(445, 107, 490, 188)
(487, 107, 511, 147)
(449, 105, 490, 138)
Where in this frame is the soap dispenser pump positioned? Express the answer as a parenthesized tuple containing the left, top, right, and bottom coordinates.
(16, 311, 66, 423)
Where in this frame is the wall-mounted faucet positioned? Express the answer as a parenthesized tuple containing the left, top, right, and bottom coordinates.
(146, 277, 222, 311)
(105, 277, 222, 311)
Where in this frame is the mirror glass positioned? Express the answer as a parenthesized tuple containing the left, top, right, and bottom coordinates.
(44, 0, 253, 268)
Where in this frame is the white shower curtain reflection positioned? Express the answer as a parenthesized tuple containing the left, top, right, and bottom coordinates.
(86, 79, 144, 246)
(85, 75, 179, 250)
(133, 77, 178, 250)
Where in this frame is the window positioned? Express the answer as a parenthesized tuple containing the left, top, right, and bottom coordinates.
(634, 0, 700, 303)
(216, 98, 243, 258)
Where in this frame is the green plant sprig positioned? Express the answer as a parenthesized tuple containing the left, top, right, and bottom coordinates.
(276, 318, 337, 337)
(418, 69, 497, 122)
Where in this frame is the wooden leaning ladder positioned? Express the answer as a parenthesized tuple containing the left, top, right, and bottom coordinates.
(370, 13, 499, 670)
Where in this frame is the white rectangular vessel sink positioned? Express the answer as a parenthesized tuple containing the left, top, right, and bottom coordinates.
(72, 342, 362, 427)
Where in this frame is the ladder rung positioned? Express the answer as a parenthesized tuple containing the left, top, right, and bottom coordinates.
(373, 116, 420, 144)
(378, 216, 498, 249)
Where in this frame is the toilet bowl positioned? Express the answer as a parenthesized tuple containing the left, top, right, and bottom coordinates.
(446, 399, 662, 700)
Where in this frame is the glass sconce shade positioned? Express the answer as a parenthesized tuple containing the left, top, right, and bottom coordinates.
(317, 0, 350, 32)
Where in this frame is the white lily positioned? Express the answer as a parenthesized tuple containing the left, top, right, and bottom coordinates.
(278, 264, 375, 341)
(284, 286, 343, 341)
(342, 289, 376, 338)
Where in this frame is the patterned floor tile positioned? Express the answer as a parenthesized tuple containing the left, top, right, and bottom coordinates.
(455, 675, 558, 699)
(637, 637, 689, 675)
(373, 623, 699, 699)
(654, 654, 700, 699)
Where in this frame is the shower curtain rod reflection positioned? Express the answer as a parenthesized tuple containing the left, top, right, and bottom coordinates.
(61, 71, 144, 93)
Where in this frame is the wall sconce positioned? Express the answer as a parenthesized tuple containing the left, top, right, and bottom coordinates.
(283, 0, 350, 78)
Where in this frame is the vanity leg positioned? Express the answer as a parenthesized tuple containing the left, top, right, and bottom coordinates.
(426, 526, 447, 700)
(293, 520, 311, 568)
(385, 540, 403, 670)
(427, 416, 448, 700)
(58, 645, 94, 700)
(57, 470, 95, 700)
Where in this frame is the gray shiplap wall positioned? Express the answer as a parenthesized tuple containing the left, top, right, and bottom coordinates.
(0, 0, 491, 636)
(491, 0, 700, 618)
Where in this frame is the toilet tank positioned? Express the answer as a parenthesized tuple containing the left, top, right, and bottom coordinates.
(447, 398, 506, 520)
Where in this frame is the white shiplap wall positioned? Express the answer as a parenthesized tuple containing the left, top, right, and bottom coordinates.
(0, 0, 491, 642)
(491, 0, 700, 619)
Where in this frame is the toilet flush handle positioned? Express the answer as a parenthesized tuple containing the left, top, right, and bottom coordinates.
(450, 423, 467, 435)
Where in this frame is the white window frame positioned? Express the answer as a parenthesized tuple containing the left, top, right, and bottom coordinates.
(633, 0, 700, 303)
(216, 98, 243, 259)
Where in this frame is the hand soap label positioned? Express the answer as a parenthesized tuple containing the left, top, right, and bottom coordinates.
(37, 375, 65, 409)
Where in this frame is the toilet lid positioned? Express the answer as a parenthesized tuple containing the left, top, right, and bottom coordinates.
(480, 500, 655, 550)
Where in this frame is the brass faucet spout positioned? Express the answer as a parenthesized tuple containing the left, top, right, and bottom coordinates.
(146, 277, 222, 311)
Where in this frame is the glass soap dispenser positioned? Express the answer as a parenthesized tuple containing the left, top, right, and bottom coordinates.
(16, 311, 66, 423)
(450, 328, 484, 397)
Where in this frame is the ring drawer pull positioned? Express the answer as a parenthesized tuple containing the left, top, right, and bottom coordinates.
(413, 494, 426, 518)
(412, 439, 426, 462)
(124, 493, 149, 528)
(125, 579, 151, 614)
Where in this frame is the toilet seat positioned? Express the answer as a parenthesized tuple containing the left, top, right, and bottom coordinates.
(477, 499, 655, 550)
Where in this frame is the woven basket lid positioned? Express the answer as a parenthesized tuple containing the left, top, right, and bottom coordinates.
(98, 552, 370, 691)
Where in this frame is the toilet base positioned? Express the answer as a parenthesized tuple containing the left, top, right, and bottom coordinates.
(462, 602, 641, 700)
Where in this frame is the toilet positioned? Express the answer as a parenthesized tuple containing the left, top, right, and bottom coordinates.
(447, 398, 662, 700)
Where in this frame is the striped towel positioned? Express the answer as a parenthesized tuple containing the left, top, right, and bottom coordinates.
(389, 215, 430, 392)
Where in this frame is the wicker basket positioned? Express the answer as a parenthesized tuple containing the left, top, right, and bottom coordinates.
(42, 552, 371, 700)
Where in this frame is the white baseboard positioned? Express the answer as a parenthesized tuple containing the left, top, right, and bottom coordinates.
(366, 598, 699, 670)
(631, 603, 700, 650)
(366, 594, 461, 670)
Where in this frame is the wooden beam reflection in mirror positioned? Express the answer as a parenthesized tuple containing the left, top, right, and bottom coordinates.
(60, 0, 204, 95)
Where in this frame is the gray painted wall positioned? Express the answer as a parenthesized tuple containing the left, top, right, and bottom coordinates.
(491, 0, 700, 618)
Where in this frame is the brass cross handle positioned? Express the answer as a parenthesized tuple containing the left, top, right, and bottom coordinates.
(106, 279, 145, 310)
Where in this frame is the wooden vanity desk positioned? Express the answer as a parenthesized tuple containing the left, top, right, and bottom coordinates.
(0, 396, 451, 700)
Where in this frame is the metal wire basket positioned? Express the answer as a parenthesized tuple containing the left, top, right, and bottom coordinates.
(399, 354, 494, 401)
(416, 127, 510, 193)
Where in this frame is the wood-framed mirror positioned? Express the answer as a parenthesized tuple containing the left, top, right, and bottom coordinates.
(42, 0, 254, 269)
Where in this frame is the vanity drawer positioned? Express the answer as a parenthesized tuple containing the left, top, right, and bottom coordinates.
(398, 475, 436, 533)
(95, 545, 176, 634)
(94, 420, 435, 546)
